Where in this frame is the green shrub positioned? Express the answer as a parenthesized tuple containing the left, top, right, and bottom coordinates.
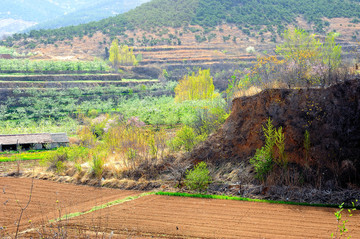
(275, 127, 287, 167)
(250, 147, 273, 182)
(55, 161, 66, 174)
(250, 118, 288, 182)
(41, 146, 90, 170)
(304, 130, 311, 162)
(184, 162, 211, 192)
(170, 125, 207, 152)
(250, 118, 276, 182)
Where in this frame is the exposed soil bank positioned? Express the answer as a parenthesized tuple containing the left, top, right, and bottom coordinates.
(188, 79, 360, 187)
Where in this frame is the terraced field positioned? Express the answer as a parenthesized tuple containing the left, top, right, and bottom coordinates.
(1, 178, 359, 238)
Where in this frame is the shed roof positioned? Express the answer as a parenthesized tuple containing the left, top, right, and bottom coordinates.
(0, 133, 69, 145)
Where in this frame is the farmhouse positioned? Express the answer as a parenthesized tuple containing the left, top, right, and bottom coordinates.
(0, 133, 69, 151)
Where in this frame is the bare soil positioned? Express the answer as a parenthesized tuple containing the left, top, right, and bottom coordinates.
(1, 178, 359, 238)
(0, 177, 139, 234)
(68, 195, 360, 238)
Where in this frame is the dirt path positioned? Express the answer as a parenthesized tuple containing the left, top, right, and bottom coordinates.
(0, 177, 140, 235)
(69, 195, 360, 239)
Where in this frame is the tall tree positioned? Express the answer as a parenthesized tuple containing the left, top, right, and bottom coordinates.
(320, 32, 342, 85)
(276, 28, 321, 86)
(109, 39, 120, 72)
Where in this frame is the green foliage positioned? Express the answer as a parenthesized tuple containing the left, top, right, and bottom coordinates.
(175, 68, 218, 102)
(304, 130, 311, 162)
(276, 28, 322, 85)
(55, 161, 66, 174)
(184, 162, 211, 192)
(109, 40, 138, 68)
(170, 125, 206, 152)
(250, 147, 273, 182)
(275, 127, 287, 167)
(0, 46, 16, 56)
(42, 145, 90, 167)
(331, 200, 358, 239)
(250, 118, 287, 182)
(6, 0, 360, 48)
(91, 154, 105, 179)
(190, 97, 230, 136)
(0, 82, 174, 122)
(246, 28, 343, 88)
(0, 151, 50, 162)
(156, 192, 360, 208)
(0, 59, 110, 73)
(109, 39, 121, 70)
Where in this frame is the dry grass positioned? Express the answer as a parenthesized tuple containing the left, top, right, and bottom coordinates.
(234, 86, 262, 98)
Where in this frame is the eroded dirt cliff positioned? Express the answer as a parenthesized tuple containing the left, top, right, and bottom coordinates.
(188, 79, 360, 187)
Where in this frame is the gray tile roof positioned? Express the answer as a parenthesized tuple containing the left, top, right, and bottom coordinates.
(0, 133, 69, 145)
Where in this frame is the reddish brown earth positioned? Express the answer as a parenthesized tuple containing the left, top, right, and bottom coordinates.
(17, 19, 358, 66)
(68, 194, 360, 238)
(1, 178, 359, 238)
(188, 79, 360, 187)
(0, 177, 139, 235)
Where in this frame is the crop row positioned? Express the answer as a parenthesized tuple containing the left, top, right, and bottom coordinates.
(0, 59, 110, 72)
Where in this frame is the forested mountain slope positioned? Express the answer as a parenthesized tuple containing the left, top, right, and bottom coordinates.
(2, 0, 360, 71)
(0, 0, 150, 37)
(4, 0, 359, 43)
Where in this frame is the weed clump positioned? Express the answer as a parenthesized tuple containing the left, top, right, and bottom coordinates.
(184, 161, 211, 192)
(250, 118, 287, 183)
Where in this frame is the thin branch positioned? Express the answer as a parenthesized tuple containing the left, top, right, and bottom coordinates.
(15, 177, 34, 239)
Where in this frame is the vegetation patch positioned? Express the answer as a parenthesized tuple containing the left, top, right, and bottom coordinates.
(52, 192, 155, 222)
(155, 192, 360, 209)
(0, 151, 51, 162)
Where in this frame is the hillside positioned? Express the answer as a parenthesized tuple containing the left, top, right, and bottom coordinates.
(0, 0, 150, 37)
(2, 0, 360, 78)
(186, 79, 360, 188)
(29, 0, 151, 31)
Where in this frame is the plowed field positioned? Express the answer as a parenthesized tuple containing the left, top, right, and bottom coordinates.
(69, 195, 360, 238)
(1, 177, 359, 238)
(0, 177, 139, 234)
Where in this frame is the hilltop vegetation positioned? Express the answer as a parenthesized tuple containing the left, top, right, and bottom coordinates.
(2, 0, 360, 47)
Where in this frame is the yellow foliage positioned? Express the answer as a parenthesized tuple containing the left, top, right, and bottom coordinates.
(109, 40, 138, 69)
(234, 86, 262, 98)
(174, 68, 218, 102)
(104, 125, 168, 169)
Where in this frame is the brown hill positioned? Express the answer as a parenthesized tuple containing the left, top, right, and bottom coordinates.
(187, 79, 360, 188)
(20, 18, 360, 67)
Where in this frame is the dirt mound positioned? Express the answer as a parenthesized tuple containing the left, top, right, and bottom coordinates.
(188, 79, 360, 187)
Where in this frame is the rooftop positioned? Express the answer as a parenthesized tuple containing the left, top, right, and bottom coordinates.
(0, 133, 69, 145)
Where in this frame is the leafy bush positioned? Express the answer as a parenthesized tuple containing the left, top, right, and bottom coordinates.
(170, 125, 207, 152)
(250, 118, 287, 182)
(184, 161, 211, 192)
(190, 98, 230, 136)
(250, 147, 273, 183)
(42, 145, 90, 169)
